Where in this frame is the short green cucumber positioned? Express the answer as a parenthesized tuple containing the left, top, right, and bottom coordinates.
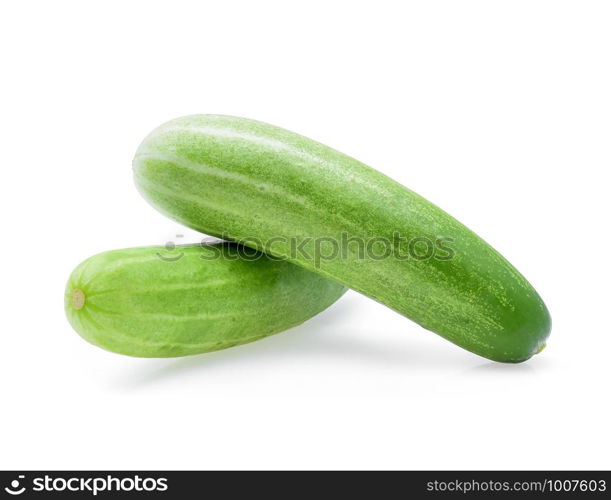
(133, 114, 551, 363)
(65, 242, 346, 357)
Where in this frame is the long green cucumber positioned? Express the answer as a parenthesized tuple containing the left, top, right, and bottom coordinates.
(65, 242, 346, 357)
(133, 114, 551, 362)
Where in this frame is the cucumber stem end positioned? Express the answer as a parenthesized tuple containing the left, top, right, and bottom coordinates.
(71, 288, 86, 310)
(534, 342, 546, 355)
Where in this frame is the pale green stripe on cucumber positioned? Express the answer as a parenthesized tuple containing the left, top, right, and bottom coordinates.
(65, 243, 347, 357)
(133, 114, 551, 363)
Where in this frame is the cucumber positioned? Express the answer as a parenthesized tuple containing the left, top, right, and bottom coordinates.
(65, 242, 347, 357)
(133, 114, 551, 363)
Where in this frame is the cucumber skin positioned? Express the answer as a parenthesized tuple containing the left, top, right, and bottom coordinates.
(133, 115, 551, 363)
(65, 243, 347, 358)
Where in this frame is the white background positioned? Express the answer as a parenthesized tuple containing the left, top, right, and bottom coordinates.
(1, 1, 610, 470)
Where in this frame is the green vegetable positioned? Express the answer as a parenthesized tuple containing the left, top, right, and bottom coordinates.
(65, 243, 347, 357)
(133, 114, 551, 363)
